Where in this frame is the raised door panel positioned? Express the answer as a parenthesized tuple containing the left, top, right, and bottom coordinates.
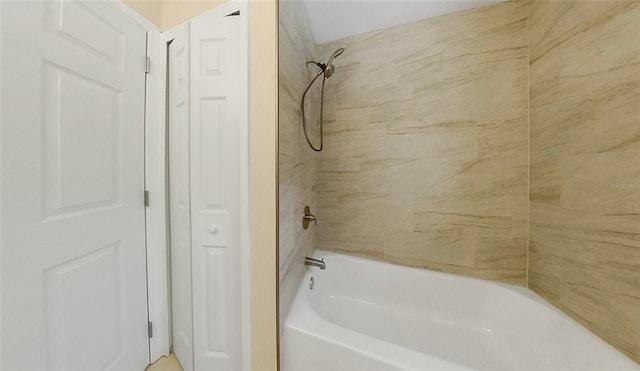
(42, 62, 123, 219)
(44, 242, 126, 370)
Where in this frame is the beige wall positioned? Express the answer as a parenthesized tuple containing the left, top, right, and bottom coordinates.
(161, 1, 228, 30)
(277, 0, 318, 329)
(315, 1, 529, 285)
(122, 0, 227, 30)
(528, 0, 640, 363)
(250, 1, 279, 369)
(123, 0, 162, 27)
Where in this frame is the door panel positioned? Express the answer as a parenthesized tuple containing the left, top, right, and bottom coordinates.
(1, 1, 149, 369)
(42, 62, 122, 217)
(190, 11, 242, 371)
(168, 24, 195, 371)
(44, 242, 126, 370)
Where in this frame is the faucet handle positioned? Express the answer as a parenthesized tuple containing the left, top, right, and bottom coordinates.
(303, 206, 316, 229)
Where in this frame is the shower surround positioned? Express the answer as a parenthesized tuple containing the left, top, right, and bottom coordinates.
(528, 0, 640, 362)
(316, 1, 529, 285)
(280, 0, 640, 364)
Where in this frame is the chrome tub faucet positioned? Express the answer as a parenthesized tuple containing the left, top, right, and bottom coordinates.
(304, 257, 326, 270)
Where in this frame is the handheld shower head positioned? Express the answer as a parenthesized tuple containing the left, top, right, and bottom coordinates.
(323, 47, 345, 79)
(301, 47, 346, 151)
(327, 47, 345, 67)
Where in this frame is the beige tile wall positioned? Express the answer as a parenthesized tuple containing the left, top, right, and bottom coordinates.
(315, 1, 530, 285)
(528, 0, 640, 362)
(278, 0, 319, 323)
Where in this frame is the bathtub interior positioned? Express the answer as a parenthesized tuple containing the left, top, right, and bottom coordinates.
(286, 251, 639, 371)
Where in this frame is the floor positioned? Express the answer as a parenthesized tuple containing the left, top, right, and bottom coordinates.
(146, 353, 183, 371)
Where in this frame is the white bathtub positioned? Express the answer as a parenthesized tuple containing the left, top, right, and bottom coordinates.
(283, 251, 639, 371)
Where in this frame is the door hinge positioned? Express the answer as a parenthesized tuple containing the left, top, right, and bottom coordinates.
(144, 190, 150, 207)
(148, 321, 153, 339)
(145, 56, 150, 74)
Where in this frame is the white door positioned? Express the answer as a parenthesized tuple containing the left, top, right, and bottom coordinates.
(1, 1, 150, 370)
(190, 9, 242, 371)
(167, 24, 195, 371)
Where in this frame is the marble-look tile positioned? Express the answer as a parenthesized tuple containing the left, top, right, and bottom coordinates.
(529, 0, 640, 363)
(529, 150, 562, 205)
(560, 151, 640, 214)
(477, 118, 528, 158)
(563, 241, 640, 299)
(278, 0, 318, 329)
(559, 284, 640, 362)
(384, 120, 478, 159)
(316, 221, 385, 260)
(414, 196, 514, 239)
(384, 231, 476, 275)
(315, 0, 529, 285)
(528, 236, 565, 286)
(475, 237, 527, 270)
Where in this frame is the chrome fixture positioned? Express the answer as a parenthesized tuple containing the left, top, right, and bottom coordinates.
(301, 48, 346, 152)
(302, 206, 316, 230)
(305, 257, 326, 270)
(309, 276, 315, 290)
(323, 47, 345, 79)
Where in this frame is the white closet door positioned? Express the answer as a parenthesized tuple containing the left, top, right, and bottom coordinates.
(1, 1, 149, 370)
(167, 24, 195, 371)
(190, 9, 242, 371)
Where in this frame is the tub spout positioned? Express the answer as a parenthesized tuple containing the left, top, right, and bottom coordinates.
(304, 257, 326, 270)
